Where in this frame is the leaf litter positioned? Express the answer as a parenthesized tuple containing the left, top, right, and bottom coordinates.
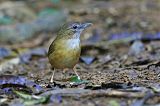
(0, 0, 160, 106)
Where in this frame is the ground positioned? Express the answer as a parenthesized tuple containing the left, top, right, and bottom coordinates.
(0, 0, 160, 106)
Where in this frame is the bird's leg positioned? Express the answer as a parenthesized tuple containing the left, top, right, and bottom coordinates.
(50, 68, 55, 83)
(62, 69, 67, 79)
(73, 66, 81, 80)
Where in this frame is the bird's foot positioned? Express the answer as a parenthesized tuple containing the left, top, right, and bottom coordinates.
(50, 73, 54, 83)
(77, 75, 81, 80)
(50, 69, 55, 83)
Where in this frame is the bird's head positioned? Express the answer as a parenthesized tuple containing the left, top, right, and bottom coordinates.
(56, 22, 92, 39)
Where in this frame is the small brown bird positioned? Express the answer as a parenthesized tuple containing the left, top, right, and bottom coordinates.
(48, 22, 92, 82)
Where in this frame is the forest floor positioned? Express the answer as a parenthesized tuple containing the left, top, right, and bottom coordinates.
(0, 0, 160, 106)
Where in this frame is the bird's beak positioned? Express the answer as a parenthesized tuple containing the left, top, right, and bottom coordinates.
(80, 23, 93, 29)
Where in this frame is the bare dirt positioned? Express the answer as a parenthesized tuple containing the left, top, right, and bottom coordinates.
(0, 0, 160, 106)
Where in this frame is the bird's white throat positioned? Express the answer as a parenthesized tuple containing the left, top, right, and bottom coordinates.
(66, 39, 80, 49)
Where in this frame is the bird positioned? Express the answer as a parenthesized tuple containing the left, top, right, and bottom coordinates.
(48, 22, 92, 82)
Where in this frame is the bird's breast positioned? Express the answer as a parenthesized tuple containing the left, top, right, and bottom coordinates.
(65, 39, 80, 49)
(48, 38, 81, 69)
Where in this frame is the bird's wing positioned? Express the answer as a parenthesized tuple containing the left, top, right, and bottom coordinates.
(48, 41, 56, 56)
(48, 39, 63, 56)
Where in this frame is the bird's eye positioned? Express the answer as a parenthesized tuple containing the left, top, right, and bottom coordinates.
(73, 25, 78, 29)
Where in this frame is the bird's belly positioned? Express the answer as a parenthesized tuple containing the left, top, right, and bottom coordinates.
(49, 45, 80, 69)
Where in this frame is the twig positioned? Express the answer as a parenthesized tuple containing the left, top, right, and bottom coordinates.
(41, 88, 145, 98)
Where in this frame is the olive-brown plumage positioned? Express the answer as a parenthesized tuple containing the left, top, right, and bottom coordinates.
(48, 39, 80, 69)
(48, 22, 92, 81)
